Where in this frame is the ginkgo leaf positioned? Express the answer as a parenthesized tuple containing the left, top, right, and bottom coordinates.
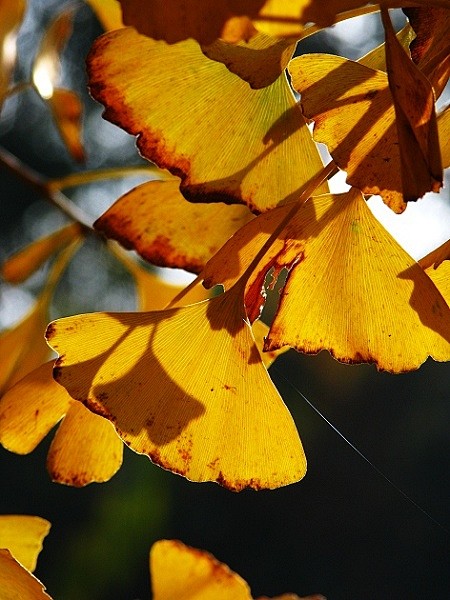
(438, 108, 450, 167)
(150, 539, 252, 599)
(85, 0, 124, 31)
(202, 32, 296, 88)
(264, 188, 450, 372)
(47, 280, 306, 491)
(1, 223, 83, 284)
(419, 239, 450, 270)
(251, 319, 288, 368)
(46, 88, 84, 162)
(380, 8, 442, 203)
(95, 179, 254, 273)
(0, 0, 26, 110)
(421, 261, 450, 308)
(87, 28, 326, 213)
(289, 53, 439, 213)
(0, 550, 52, 600)
(0, 515, 50, 572)
(0, 361, 70, 454)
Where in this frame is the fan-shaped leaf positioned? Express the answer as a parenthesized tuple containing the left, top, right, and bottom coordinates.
(0, 550, 52, 600)
(87, 28, 325, 213)
(47, 282, 306, 490)
(265, 188, 450, 372)
(0, 516, 50, 572)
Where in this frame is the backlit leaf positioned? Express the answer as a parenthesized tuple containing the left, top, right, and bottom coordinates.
(87, 28, 325, 213)
(421, 261, 450, 308)
(47, 281, 306, 490)
(0, 550, 52, 600)
(265, 189, 450, 372)
(85, 0, 124, 31)
(419, 239, 450, 269)
(46, 88, 84, 162)
(0, 515, 50, 572)
(289, 53, 440, 212)
(380, 7, 442, 203)
(0, 0, 25, 110)
(438, 108, 450, 167)
(0, 241, 80, 394)
(202, 32, 296, 88)
(95, 178, 253, 273)
(151, 539, 251, 599)
(1, 223, 83, 284)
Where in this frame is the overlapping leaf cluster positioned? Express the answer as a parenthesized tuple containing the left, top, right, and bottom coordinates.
(1, 0, 449, 596)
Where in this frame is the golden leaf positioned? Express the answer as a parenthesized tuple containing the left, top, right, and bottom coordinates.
(85, 0, 124, 31)
(202, 32, 296, 88)
(150, 539, 251, 599)
(419, 239, 450, 270)
(380, 8, 442, 203)
(0, 550, 52, 600)
(87, 28, 325, 213)
(0, 0, 25, 109)
(46, 88, 84, 162)
(264, 189, 450, 372)
(438, 108, 450, 167)
(0, 515, 50, 572)
(1, 223, 83, 284)
(47, 281, 306, 491)
(421, 261, 450, 308)
(289, 51, 441, 213)
(95, 178, 253, 273)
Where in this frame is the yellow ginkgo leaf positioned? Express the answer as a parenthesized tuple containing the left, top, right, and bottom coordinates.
(0, 241, 80, 394)
(87, 28, 325, 213)
(47, 395, 123, 486)
(0, 516, 50, 572)
(265, 188, 450, 372)
(0, 0, 25, 110)
(251, 319, 288, 369)
(202, 32, 296, 88)
(421, 261, 450, 308)
(46, 88, 84, 162)
(0, 550, 52, 600)
(85, 0, 124, 31)
(1, 223, 83, 284)
(150, 539, 252, 600)
(47, 281, 306, 491)
(0, 361, 70, 454)
(438, 107, 450, 168)
(419, 238, 450, 270)
(380, 8, 442, 203)
(289, 52, 444, 213)
(95, 178, 253, 274)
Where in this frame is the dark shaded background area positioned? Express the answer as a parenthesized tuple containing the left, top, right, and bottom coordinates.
(0, 2, 449, 599)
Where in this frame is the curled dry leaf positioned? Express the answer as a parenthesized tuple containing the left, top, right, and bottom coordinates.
(0, 515, 50, 572)
(95, 178, 254, 274)
(0, 550, 52, 600)
(87, 28, 325, 213)
(46, 281, 306, 491)
(264, 189, 450, 372)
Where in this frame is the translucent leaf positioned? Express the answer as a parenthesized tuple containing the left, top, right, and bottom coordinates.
(0, 241, 80, 394)
(47, 282, 306, 490)
(85, 0, 124, 31)
(251, 319, 287, 369)
(46, 88, 84, 162)
(438, 108, 450, 167)
(421, 261, 450, 308)
(358, 24, 415, 71)
(265, 189, 450, 372)
(0, 361, 70, 454)
(1, 223, 83, 284)
(95, 179, 253, 273)
(0, 0, 25, 110)
(419, 239, 450, 269)
(380, 8, 442, 203)
(289, 53, 439, 213)
(0, 516, 50, 572)
(202, 32, 296, 88)
(87, 28, 325, 213)
(150, 539, 252, 600)
(47, 396, 123, 486)
(0, 550, 52, 600)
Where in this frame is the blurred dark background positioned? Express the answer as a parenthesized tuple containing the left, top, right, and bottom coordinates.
(1, 2, 449, 599)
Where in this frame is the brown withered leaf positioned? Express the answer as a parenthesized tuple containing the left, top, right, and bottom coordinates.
(87, 28, 325, 213)
(381, 8, 442, 203)
(264, 189, 450, 372)
(95, 178, 253, 273)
